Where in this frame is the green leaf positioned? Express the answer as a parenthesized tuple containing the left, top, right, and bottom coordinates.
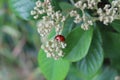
(47, 28, 56, 40)
(102, 32, 120, 58)
(51, 0, 61, 11)
(76, 28, 104, 78)
(92, 66, 118, 80)
(38, 49, 70, 80)
(112, 20, 120, 33)
(111, 58, 120, 72)
(9, 0, 37, 20)
(99, 22, 120, 71)
(62, 17, 75, 37)
(97, 21, 120, 58)
(66, 66, 83, 80)
(102, 32, 120, 71)
(64, 26, 93, 62)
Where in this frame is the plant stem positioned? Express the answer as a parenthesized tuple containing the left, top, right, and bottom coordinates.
(70, 0, 75, 5)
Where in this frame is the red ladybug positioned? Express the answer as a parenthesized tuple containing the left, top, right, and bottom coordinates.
(55, 35, 65, 42)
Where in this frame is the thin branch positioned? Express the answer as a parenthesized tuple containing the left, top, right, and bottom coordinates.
(70, 0, 75, 5)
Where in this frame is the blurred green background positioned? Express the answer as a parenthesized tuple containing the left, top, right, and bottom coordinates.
(0, 0, 45, 80)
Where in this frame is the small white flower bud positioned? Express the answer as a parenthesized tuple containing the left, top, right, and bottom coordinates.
(31, 10, 36, 15)
(70, 10, 78, 17)
(36, 1, 42, 7)
(33, 15, 39, 19)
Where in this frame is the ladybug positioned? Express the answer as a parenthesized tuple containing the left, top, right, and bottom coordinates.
(55, 35, 65, 42)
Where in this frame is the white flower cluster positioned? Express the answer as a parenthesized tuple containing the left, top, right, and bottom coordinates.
(31, 0, 53, 19)
(31, 0, 66, 60)
(97, 0, 120, 25)
(41, 39, 66, 60)
(69, 0, 101, 30)
(37, 20, 54, 37)
(70, 10, 93, 30)
(70, 0, 120, 29)
(74, 0, 101, 9)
